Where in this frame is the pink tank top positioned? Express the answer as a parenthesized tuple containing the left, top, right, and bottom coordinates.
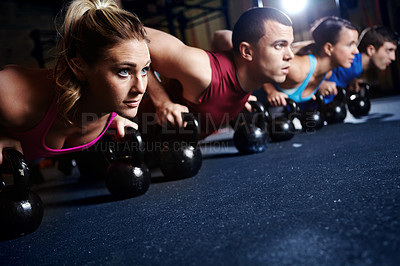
(6, 97, 117, 161)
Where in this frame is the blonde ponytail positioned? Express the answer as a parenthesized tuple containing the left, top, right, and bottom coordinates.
(61, 0, 119, 36)
(54, 0, 148, 124)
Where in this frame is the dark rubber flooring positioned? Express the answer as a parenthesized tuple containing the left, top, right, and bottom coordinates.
(1, 96, 400, 265)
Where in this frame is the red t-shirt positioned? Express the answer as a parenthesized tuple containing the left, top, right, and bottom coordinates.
(139, 51, 251, 139)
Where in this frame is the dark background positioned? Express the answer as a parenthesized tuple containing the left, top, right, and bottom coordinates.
(0, 0, 399, 97)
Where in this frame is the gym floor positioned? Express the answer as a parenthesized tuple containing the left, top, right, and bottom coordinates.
(1, 95, 399, 265)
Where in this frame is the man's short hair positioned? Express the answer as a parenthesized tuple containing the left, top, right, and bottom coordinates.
(232, 7, 292, 54)
(358, 25, 399, 53)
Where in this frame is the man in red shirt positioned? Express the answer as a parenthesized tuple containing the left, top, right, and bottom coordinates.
(138, 7, 294, 138)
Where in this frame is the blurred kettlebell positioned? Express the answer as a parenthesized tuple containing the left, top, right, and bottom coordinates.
(301, 93, 325, 132)
(105, 128, 151, 199)
(266, 99, 300, 142)
(233, 101, 268, 154)
(323, 87, 347, 124)
(348, 82, 371, 117)
(0, 149, 44, 240)
(159, 113, 202, 179)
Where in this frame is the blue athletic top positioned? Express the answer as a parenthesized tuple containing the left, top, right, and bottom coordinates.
(324, 52, 363, 103)
(273, 54, 326, 103)
(327, 52, 363, 88)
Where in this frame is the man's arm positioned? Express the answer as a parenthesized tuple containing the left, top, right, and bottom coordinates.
(146, 70, 189, 127)
(145, 27, 212, 103)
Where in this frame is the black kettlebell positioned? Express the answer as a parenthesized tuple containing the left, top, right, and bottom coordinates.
(159, 113, 202, 179)
(105, 128, 151, 199)
(301, 93, 325, 132)
(233, 101, 268, 154)
(323, 87, 347, 124)
(0, 149, 44, 240)
(348, 82, 371, 117)
(266, 99, 300, 142)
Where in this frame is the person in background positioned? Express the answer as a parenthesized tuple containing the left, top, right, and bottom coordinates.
(319, 25, 399, 99)
(263, 16, 359, 107)
(209, 17, 359, 109)
(138, 7, 294, 139)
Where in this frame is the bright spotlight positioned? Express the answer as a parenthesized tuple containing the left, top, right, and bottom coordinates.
(281, 0, 308, 15)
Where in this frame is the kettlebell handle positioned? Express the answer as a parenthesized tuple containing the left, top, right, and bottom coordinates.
(247, 101, 268, 128)
(285, 99, 300, 117)
(315, 92, 325, 108)
(264, 99, 299, 121)
(247, 100, 265, 113)
(335, 87, 347, 101)
(347, 82, 370, 100)
(159, 113, 200, 146)
(358, 82, 370, 98)
(0, 148, 30, 199)
(105, 127, 145, 166)
(264, 98, 298, 112)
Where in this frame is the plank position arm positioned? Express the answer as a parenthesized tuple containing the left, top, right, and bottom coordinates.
(144, 27, 212, 127)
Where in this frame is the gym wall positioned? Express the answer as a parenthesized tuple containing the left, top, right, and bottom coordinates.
(0, 0, 398, 95)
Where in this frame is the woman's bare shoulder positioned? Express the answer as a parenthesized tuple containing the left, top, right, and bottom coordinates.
(0, 65, 52, 93)
(0, 65, 54, 129)
(286, 55, 311, 84)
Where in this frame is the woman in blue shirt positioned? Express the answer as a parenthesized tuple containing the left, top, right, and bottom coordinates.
(319, 26, 399, 100)
(264, 16, 359, 107)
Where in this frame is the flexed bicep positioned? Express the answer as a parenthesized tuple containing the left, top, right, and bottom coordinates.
(145, 27, 212, 103)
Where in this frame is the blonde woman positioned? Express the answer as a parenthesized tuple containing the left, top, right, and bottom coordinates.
(0, 0, 150, 164)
